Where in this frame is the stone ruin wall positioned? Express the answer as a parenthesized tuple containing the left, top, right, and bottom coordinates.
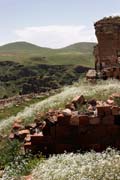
(94, 17, 120, 79)
(9, 94, 120, 154)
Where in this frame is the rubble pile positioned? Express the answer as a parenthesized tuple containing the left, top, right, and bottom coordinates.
(9, 94, 120, 154)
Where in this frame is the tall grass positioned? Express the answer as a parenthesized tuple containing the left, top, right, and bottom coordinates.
(0, 79, 120, 134)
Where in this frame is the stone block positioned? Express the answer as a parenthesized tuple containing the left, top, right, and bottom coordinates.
(56, 126, 78, 143)
(55, 144, 73, 153)
(114, 115, 120, 125)
(111, 106, 120, 115)
(31, 134, 53, 145)
(50, 126, 56, 139)
(69, 115, 79, 126)
(102, 115, 114, 125)
(104, 105, 112, 115)
(96, 105, 105, 116)
(57, 114, 71, 126)
(79, 115, 89, 126)
(89, 116, 100, 125)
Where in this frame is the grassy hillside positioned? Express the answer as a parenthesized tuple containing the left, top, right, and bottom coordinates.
(0, 41, 95, 67)
(0, 41, 95, 98)
(60, 42, 96, 53)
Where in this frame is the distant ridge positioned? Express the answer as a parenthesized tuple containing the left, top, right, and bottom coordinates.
(0, 41, 95, 67)
(61, 42, 96, 53)
(0, 41, 96, 52)
(0, 41, 52, 52)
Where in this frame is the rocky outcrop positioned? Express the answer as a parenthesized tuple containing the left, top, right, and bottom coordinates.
(94, 16, 120, 79)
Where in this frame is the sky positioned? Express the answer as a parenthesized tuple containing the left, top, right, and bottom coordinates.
(0, 0, 120, 48)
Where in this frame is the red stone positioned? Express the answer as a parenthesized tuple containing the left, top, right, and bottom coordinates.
(106, 99, 115, 105)
(57, 114, 71, 126)
(102, 115, 114, 125)
(79, 115, 89, 126)
(24, 142, 32, 151)
(70, 115, 79, 126)
(9, 133, 15, 140)
(72, 95, 85, 106)
(12, 123, 23, 130)
(18, 129, 30, 135)
(111, 106, 120, 115)
(55, 144, 73, 153)
(104, 105, 112, 115)
(31, 135, 52, 145)
(96, 105, 105, 116)
(89, 116, 100, 125)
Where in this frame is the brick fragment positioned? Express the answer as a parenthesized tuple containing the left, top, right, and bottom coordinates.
(9, 133, 15, 140)
(12, 123, 23, 130)
(72, 95, 85, 107)
(106, 99, 115, 105)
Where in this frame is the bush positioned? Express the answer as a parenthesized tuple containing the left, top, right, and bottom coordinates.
(0, 139, 21, 169)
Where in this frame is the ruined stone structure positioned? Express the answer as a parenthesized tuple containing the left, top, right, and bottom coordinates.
(10, 94, 120, 154)
(94, 16, 120, 79)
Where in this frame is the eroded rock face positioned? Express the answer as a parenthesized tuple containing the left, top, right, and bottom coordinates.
(94, 16, 120, 79)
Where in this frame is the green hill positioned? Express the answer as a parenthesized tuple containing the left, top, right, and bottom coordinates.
(0, 41, 51, 52)
(0, 41, 95, 67)
(60, 42, 96, 53)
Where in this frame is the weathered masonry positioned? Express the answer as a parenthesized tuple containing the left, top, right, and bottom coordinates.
(94, 16, 120, 79)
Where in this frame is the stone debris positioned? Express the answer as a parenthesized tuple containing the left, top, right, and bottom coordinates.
(9, 94, 120, 154)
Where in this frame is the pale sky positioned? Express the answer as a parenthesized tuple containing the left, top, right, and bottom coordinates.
(0, 0, 120, 48)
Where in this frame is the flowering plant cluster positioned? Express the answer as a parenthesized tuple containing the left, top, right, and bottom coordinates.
(32, 148, 120, 180)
